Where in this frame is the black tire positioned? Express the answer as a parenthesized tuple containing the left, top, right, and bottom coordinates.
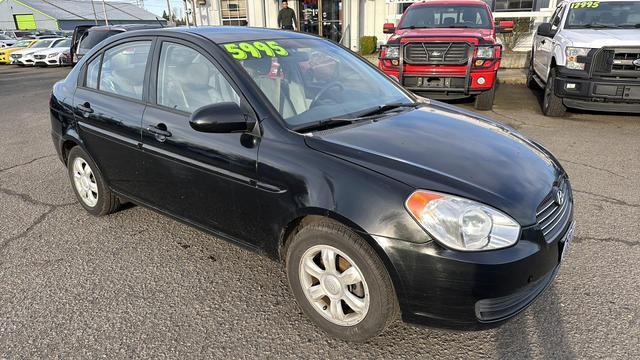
(526, 58, 537, 89)
(542, 68, 567, 117)
(285, 220, 399, 341)
(67, 146, 120, 216)
(474, 84, 496, 111)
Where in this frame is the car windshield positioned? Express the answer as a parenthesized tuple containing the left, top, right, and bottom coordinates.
(32, 39, 54, 48)
(565, 1, 640, 28)
(15, 40, 31, 47)
(0, 34, 11, 40)
(399, 5, 491, 29)
(228, 38, 412, 129)
(79, 30, 121, 51)
(57, 39, 72, 47)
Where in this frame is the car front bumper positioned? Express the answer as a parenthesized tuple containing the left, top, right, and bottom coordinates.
(374, 218, 574, 328)
(555, 72, 640, 113)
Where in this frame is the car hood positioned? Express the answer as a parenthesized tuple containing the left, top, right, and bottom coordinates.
(304, 101, 563, 225)
(0, 46, 25, 53)
(33, 46, 69, 55)
(561, 29, 640, 48)
(12, 48, 38, 55)
(390, 28, 495, 43)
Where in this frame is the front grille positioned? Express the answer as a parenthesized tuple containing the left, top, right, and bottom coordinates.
(592, 48, 640, 77)
(536, 179, 572, 242)
(612, 50, 640, 71)
(403, 42, 470, 65)
(34, 54, 46, 59)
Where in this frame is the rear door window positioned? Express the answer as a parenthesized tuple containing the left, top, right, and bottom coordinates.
(98, 41, 152, 100)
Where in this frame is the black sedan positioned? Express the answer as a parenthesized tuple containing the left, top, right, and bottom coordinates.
(50, 27, 574, 341)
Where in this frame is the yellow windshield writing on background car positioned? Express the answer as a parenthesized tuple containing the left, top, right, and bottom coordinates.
(570, 1, 600, 8)
(224, 41, 289, 60)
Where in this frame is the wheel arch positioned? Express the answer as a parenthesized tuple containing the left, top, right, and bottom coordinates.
(278, 209, 408, 310)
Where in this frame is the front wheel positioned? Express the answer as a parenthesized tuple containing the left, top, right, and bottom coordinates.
(285, 221, 399, 341)
(474, 84, 496, 110)
(542, 69, 567, 117)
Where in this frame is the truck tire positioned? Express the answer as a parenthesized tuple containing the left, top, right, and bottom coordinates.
(526, 59, 537, 89)
(542, 69, 567, 117)
(474, 84, 496, 111)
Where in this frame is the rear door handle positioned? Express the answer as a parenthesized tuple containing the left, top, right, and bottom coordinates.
(78, 102, 93, 113)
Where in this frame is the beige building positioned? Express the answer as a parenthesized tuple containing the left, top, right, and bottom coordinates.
(187, 0, 558, 51)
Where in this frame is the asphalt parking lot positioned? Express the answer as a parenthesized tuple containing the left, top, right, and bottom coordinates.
(1, 65, 639, 358)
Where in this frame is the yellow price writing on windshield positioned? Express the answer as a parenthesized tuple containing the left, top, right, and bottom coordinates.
(570, 1, 599, 8)
(224, 41, 289, 60)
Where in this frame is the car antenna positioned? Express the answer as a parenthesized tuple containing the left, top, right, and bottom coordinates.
(155, 16, 165, 28)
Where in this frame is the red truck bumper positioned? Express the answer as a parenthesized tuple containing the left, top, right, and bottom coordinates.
(379, 39, 501, 100)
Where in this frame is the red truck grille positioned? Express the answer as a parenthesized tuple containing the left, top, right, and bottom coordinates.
(403, 42, 470, 65)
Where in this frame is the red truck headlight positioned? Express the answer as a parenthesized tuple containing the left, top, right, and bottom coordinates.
(476, 46, 495, 59)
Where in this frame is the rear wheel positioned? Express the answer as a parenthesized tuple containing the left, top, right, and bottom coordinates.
(285, 220, 398, 341)
(474, 84, 496, 110)
(542, 68, 567, 117)
(67, 146, 120, 216)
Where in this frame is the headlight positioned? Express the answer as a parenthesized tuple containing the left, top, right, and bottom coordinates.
(47, 52, 59, 58)
(382, 45, 399, 59)
(405, 190, 521, 251)
(566, 47, 590, 70)
(476, 46, 495, 59)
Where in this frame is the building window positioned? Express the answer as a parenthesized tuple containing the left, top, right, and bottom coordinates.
(221, 0, 248, 26)
(495, 0, 535, 11)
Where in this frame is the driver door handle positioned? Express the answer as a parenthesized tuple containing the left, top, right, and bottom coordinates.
(147, 124, 172, 139)
(78, 102, 93, 114)
(541, 39, 546, 45)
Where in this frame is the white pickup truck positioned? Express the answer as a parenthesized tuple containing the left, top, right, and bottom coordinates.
(528, 0, 640, 116)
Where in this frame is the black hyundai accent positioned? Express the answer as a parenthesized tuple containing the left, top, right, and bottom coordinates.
(50, 27, 574, 341)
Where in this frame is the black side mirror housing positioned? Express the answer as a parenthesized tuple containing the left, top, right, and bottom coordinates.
(536, 23, 554, 37)
(189, 102, 254, 133)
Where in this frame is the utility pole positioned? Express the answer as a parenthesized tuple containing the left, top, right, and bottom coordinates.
(165, 0, 172, 24)
(184, 0, 190, 28)
(191, 0, 197, 26)
(101, 0, 109, 25)
(90, 0, 98, 25)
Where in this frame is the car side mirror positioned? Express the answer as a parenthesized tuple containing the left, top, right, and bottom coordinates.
(383, 23, 396, 34)
(496, 20, 515, 33)
(536, 23, 554, 37)
(189, 102, 254, 133)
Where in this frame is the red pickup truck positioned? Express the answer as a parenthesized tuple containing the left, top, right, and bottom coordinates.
(379, 0, 513, 110)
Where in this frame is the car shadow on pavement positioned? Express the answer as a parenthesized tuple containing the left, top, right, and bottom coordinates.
(495, 285, 576, 359)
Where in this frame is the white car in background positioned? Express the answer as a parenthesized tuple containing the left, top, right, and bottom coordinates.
(11, 38, 65, 65)
(32, 38, 72, 66)
(0, 34, 17, 48)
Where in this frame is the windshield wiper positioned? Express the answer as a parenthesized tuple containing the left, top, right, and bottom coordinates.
(292, 118, 355, 133)
(351, 102, 421, 118)
(582, 23, 619, 29)
(292, 103, 421, 133)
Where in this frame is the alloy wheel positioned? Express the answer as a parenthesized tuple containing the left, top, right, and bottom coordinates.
(298, 245, 370, 326)
(72, 157, 99, 207)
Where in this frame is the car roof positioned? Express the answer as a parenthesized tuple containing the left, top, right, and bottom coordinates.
(147, 26, 318, 44)
(410, 0, 491, 7)
(88, 24, 163, 32)
(560, 0, 637, 3)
